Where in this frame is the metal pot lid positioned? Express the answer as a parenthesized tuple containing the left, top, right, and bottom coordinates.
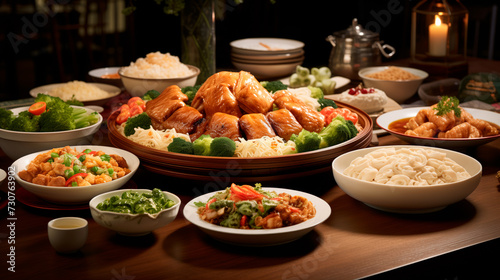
(334, 18, 379, 39)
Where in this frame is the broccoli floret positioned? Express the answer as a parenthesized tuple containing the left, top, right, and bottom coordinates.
(9, 111, 40, 132)
(39, 108, 75, 131)
(34, 93, 68, 111)
(209, 137, 236, 157)
(192, 135, 236, 157)
(289, 129, 321, 153)
(319, 116, 358, 148)
(0, 108, 14, 129)
(181, 85, 201, 106)
(193, 134, 213, 156)
(261, 80, 288, 93)
(123, 112, 152, 136)
(142, 90, 160, 101)
(317, 98, 338, 110)
(167, 137, 194, 154)
(308, 86, 324, 99)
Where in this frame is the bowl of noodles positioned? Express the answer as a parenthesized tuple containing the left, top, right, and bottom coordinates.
(332, 145, 482, 214)
(359, 66, 428, 104)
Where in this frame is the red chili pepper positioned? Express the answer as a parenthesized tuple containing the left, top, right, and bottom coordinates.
(206, 198, 217, 210)
(289, 206, 301, 213)
(240, 215, 247, 227)
(230, 184, 265, 201)
(65, 173, 88, 187)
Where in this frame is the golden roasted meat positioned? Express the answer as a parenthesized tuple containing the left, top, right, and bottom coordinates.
(239, 113, 276, 140)
(273, 90, 325, 133)
(266, 109, 303, 141)
(191, 71, 239, 112)
(233, 71, 274, 114)
(437, 122, 481, 138)
(405, 122, 438, 138)
(204, 112, 242, 141)
(145, 85, 188, 130)
(162, 106, 204, 134)
(201, 84, 242, 118)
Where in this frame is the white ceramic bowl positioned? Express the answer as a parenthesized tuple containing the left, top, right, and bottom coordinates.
(0, 106, 103, 160)
(230, 38, 305, 55)
(11, 145, 140, 204)
(358, 66, 428, 104)
(232, 60, 303, 80)
(90, 189, 181, 236)
(332, 145, 482, 214)
(119, 65, 200, 97)
(183, 187, 331, 246)
(88, 67, 124, 89)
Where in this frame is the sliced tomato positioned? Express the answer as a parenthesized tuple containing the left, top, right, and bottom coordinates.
(320, 106, 336, 119)
(28, 101, 46, 115)
(325, 108, 358, 125)
(65, 173, 87, 186)
(129, 104, 143, 117)
(116, 110, 131, 124)
(230, 183, 265, 201)
(119, 104, 130, 112)
(128, 97, 146, 111)
(240, 215, 248, 227)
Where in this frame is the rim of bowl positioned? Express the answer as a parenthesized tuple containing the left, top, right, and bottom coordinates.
(89, 189, 181, 217)
(88, 67, 122, 78)
(358, 66, 429, 82)
(332, 145, 482, 189)
(118, 65, 200, 81)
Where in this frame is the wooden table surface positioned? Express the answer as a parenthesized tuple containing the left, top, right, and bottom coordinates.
(1, 129, 500, 279)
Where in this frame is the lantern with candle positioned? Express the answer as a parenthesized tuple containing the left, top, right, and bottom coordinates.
(411, 0, 469, 79)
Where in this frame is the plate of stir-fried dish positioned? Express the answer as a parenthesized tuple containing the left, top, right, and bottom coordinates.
(183, 183, 331, 246)
(377, 96, 500, 148)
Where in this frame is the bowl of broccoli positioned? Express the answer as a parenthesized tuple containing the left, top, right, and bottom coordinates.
(0, 94, 103, 160)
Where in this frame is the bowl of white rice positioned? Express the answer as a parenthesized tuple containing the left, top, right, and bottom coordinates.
(30, 81, 121, 106)
(119, 52, 200, 97)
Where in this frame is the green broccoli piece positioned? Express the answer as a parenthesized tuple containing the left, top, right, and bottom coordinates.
(0, 108, 14, 129)
(123, 112, 152, 136)
(193, 134, 213, 156)
(167, 137, 194, 154)
(9, 111, 40, 132)
(181, 85, 201, 106)
(261, 80, 288, 93)
(317, 98, 338, 110)
(289, 129, 321, 153)
(39, 108, 75, 131)
(142, 90, 160, 101)
(34, 93, 67, 111)
(209, 137, 236, 157)
(319, 116, 358, 148)
(308, 86, 324, 99)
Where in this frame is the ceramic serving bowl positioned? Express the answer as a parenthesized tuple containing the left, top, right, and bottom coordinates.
(119, 65, 200, 97)
(11, 145, 140, 204)
(358, 66, 428, 104)
(332, 145, 482, 214)
(90, 189, 181, 236)
(88, 67, 124, 89)
(0, 106, 103, 160)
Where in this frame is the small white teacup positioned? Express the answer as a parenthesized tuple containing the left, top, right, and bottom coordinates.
(48, 217, 88, 254)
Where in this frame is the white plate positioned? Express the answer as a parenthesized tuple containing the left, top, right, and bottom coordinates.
(376, 107, 500, 148)
(280, 76, 351, 90)
(230, 38, 304, 55)
(183, 187, 331, 246)
(30, 83, 121, 106)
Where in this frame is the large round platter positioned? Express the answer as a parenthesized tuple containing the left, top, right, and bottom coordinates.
(183, 187, 331, 246)
(377, 107, 500, 148)
(30, 83, 121, 106)
(108, 101, 373, 182)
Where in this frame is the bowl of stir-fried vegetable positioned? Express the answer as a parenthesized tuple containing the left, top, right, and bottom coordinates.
(0, 94, 103, 160)
(90, 188, 181, 236)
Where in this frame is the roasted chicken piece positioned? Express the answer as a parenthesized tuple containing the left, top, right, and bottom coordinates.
(404, 122, 438, 138)
(266, 109, 303, 141)
(145, 85, 188, 130)
(273, 90, 325, 133)
(437, 122, 481, 138)
(233, 71, 274, 114)
(239, 113, 276, 140)
(191, 71, 239, 112)
(162, 106, 204, 134)
(189, 118, 209, 142)
(200, 84, 242, 118)
(203, 112, 242, 141)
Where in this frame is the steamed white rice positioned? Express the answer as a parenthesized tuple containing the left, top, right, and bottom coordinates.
(48, 81, 111, 101)
(121, 52, 194, 79)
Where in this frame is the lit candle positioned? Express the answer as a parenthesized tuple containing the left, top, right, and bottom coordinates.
(429, 15, 448, 56)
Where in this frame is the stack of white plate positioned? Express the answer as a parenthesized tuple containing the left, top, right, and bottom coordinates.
(230, 38, 305, 80)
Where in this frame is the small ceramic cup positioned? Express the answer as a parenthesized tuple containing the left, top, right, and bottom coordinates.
(48, 217, 88, 254)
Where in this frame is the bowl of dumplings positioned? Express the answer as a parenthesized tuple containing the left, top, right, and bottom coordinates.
(332, 145, 482, 214)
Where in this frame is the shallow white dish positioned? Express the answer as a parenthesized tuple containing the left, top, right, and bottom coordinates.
(90, 189, 181, 236)
(0, 168, 6, 185)
(230, 38, 304, 55)
(30, 82, 121, 106)
(0, 106, 103, 160)
(88, 67, 124, 89)
(232, 60, 303, 80)
(359, 66, 428, 104)
(183, 188, 331, 246)
(231, 49, 305, 61)
(11, 145, 140, 204)
(332, 145, 482, 214)
(376, 107, 500, 148)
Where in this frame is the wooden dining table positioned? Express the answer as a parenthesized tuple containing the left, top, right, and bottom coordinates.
(1, 57, 500, 280)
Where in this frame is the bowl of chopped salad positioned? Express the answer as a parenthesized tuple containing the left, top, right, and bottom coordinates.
(90, 188, 181, 236)
(183, 183, 331, 246)
(11, 145, 140, 204)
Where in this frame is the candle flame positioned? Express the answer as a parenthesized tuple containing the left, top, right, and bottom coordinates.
(434, 15, 442, 26)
